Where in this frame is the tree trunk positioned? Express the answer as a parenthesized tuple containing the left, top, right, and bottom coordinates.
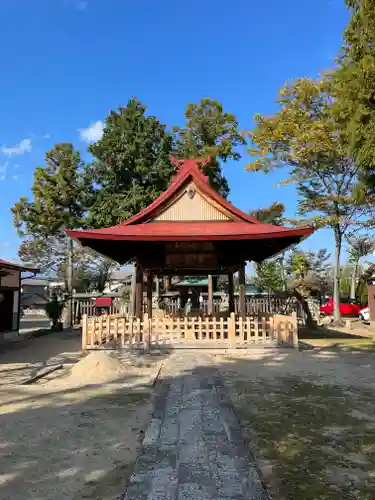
(350, 260, 359, 301)
(292, 289, 314, 328)
(333, 227, 342, 324)
(66, 237, 73, 327)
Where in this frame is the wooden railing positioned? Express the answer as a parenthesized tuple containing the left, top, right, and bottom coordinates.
(73, 299, 134, 324)
(81, 312, 298, 351)
(234, 296, 303, 316)
(162, 296, 303, 317)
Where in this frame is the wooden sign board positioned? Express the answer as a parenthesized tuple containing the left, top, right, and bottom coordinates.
(165, 241, 216, 268)
(165, 242, 215, 253)
(165, 253, 217, 268)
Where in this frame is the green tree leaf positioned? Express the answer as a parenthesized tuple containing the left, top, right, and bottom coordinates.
(244, 78, 371, 323)
(87, 98, 175, 228)
(173, 98, 245, 198)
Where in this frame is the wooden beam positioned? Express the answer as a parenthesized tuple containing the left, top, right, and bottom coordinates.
(239, 261, 246, 317)
(130, 262, 137, 317)
(207, 274, 213, 315)
(135, 261, 143, 319)
(163, 275, 171, 292)
(147, 272, 153, 318)
(228, 272, 235, 313)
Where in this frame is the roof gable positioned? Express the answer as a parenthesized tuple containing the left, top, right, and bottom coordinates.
(123, 157, 259, 226)
(153, 182, 232, 222)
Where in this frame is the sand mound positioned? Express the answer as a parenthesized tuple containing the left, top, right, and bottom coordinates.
(68, 351, 128, 385)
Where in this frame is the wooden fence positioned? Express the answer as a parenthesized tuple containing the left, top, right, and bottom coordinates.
(163, 295, 304, 318)
(74, 296, 304, 322)
(234, 296, 303, 316)
(81, 312, 298, 351)
(73, 298, 129, 323)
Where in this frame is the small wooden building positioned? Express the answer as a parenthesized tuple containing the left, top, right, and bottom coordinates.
(0, 259, 37, 338)
(68, 157, 314, 320)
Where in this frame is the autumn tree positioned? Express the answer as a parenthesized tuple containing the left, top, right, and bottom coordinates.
(285, 248, 331, 295)
(245, 78, 370, 323)
(249, 201, 286, 226)
(173, 99, 245, 198)
(12, 143, 89, 325)
(249, 202, 287, 289)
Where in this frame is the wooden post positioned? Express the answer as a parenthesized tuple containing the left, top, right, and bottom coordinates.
(208, 274, 213, 316)
(143, 313, 150, 350)
(147, 272, 153, 318)
(82, 314, 88, 352)
(135, 261, 143, 320)
(130, 262, 137, 317)
(239, 262, 246, 318)
(292, 311, 299, 349)
(228, 312, 236, 349)
(66, 237, 74, 328)
(155, 275, 160, 297)
(228, 272, 235, 313)
(367, 282, 375, 321)
(163, 275, 171, 292)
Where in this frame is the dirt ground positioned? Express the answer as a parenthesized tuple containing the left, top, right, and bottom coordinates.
(0, 331, 166, 500)
(319, 319, 375, 340)
(3, 331, 375, 499)
(217, 347, 375, 500)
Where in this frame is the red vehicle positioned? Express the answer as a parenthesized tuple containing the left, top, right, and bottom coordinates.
(320, 296, 363, 317)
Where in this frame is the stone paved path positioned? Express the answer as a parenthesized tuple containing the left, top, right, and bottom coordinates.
(122, 353, 268, 500)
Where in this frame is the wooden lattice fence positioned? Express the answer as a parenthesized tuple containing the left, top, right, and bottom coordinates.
(82, 312, 298, 351)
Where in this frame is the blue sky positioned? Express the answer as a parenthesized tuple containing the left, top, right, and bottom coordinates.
(0, 0, 350, 262)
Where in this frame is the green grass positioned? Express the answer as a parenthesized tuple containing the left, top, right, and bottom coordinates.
(298, 328, 367, 340)
(227, 376, 375, 500)
(300, 338, 375, 351)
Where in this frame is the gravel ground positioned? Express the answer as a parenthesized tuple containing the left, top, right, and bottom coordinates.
(0, 331, 165, 500)
(217, 347, 375, 499)
(3, 332, 375, 500)
(124, 352, 268, 500)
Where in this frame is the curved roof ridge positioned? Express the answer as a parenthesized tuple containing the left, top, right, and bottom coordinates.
(121, 156, 261, 226)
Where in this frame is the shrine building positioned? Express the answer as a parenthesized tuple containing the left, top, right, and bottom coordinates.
(67, 157, 314, 319)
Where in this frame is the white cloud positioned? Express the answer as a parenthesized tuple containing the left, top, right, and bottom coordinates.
(14, 164, 20, 169)
(43, 133, 51, 139)
(1, 139, 32, 156)
(0, 161, 8, 180)
(79, 121, 104, 143)
(12, 175, 19, 181)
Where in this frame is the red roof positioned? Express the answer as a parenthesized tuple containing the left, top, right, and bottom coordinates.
(95, 297, 113, 307)
(66, 157, 314, 251)
(122, 157, 260, 226)
(67, 221, 313, 242)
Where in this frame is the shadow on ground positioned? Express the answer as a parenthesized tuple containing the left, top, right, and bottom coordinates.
(0, 340, 375, 499)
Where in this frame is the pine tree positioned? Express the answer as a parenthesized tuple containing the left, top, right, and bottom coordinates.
(173, 99, 245, 198)
(331, 0, 375, 191)
(12, 143, 88, 326)
(87, 98, 175, 228)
